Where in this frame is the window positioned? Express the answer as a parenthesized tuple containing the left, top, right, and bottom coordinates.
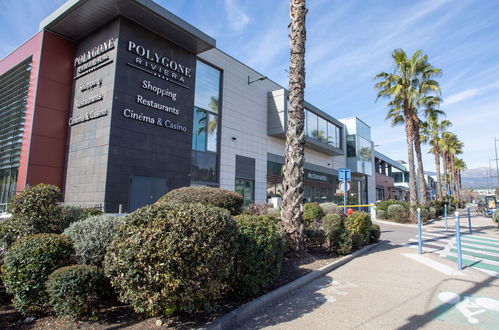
(347, 135, 356, 157)
(235, 179, 254, 207)
(306, 110, 317, 137)
(304, 109, 341, 148)
(317, 116, 328, 143)
(191, 61, 221, 182)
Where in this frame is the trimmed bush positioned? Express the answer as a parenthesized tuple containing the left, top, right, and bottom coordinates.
(104, 203, 238, 316)
(242, 203, 272, 216)
(344, 211, 372, 249)
(387, 204, 409, 222)
(429, 207, 437, 220)
(46, 265, 108, 320)
(81, 208, 104, 219)
(0, 217, 18, 255)
(376, 199, 410, 212)
(267, 208, 281, 219)
(157, 186, 243, 215)
(370, 224, 381, 243)
(323, 214, 352, 255)
(8, 184, 64, 233)
(231, 215, 286, 297)
(1, 234, 74, 316)
(303, 203, 324, 226)
(376, 209, 388, 220)
(493, 210, 499, 224)
(63, 215, 120, 267)
(319, 203, 342, 216)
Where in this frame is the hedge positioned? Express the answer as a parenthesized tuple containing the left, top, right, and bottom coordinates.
(104, 203, 238, 316)
(1, 234, 74, 316)
(157, 186, 243, 215)
(231, 215, 286, 297)
(46, 265, 109, 320)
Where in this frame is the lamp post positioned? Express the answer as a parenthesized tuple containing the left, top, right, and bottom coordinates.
(495, 138, 499, 187)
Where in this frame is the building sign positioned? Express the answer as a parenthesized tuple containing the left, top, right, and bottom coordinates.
(305, 170, 332, 183)
(73, 38, 116, 79)
(126, 40, 192, 89)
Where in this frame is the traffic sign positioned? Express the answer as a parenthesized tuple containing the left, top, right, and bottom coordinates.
(339, 181, 350, 192)
(338, 168, 351, 182)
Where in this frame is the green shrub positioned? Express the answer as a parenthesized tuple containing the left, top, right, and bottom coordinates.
(492, 210, 499, 223)
(1, 234, 74, 316)
(267, 208, 281, 219)
(429, 207, 437, 219)
(370, 224, 381, 243)
(60, 205, 86, 228)
(303, 203, 324, 226)
(242, 203, 272, 216)
(157, 186, 243, 215)
(305, 228, 326, 247)
(63, 215, 120, 267)
(376, 199, 410, 212)
(46, 265, 108, 320)
(323, 214, 352, 254)
(319, 203, 342, 215)
(231, 215, 286, 297)
(104, 203, 238, 316)
(344, 211, 371, 249)
(376, 209, 388, 220)
(387, 204, 409, 222)
(1, 185, 70, 253)
(81, 208, 104, 219)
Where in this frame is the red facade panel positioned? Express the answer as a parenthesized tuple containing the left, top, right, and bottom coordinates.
(26, 31, 75, 189)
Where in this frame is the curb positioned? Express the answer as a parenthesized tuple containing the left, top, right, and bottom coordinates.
(202, 241, 383, 330)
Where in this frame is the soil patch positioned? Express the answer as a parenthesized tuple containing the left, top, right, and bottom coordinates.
(0, 247, 340, 329)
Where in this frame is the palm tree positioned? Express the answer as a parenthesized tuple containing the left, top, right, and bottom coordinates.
(455, 158, 467, 203)
(281, 0, 307, 253)
(420, 103, 451, 201)
(375, 49, 441, 206)
(440, 132, 463, 203)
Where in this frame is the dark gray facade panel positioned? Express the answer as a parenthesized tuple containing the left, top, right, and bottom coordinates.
(235, 155, 255, 180)
(267, 153, 338, 176)
(105, 18, 196, 212)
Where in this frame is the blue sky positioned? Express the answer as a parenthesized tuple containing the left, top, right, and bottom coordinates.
(1, 0, 498, 172)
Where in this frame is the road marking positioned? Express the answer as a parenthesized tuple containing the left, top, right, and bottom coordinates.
(402, 253, 465, 276)
(440, 237, 455, 257)
(434, 291, 499, 328)
(313, 280, 357, 303)
(408, 238, 499, 258)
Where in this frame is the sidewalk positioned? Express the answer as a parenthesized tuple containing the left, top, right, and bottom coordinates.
(237, 215, 499, 329)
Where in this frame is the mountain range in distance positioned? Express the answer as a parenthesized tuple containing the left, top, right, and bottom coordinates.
(426, 167, 499, 189)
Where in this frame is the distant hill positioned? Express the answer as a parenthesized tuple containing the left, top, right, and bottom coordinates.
(426, 167, 498, 189)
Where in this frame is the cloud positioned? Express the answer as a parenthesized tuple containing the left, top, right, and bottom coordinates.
(445, 81, 499, 106)
(224, 0, 250, 33)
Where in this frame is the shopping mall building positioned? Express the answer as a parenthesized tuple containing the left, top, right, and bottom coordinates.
(0, 0, 375, 212)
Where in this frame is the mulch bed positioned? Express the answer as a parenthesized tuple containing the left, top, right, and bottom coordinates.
(0, 247, 340, 329)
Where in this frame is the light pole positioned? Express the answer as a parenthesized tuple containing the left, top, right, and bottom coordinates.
(495, 137, 499, 188)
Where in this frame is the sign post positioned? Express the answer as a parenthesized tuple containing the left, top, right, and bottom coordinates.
(338, 168, 351, 215)
(417, 208, 422, 255)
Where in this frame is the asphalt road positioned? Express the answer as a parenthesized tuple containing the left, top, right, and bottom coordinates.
(238, 214, 499, 330)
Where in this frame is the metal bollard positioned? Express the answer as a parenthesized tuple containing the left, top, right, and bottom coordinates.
(467, 206, 472, 234)
(444, 204, 448, 231)
(455, 212, 463, 271)
(418, 208, 422, 255)
(118, 204, 123, 214)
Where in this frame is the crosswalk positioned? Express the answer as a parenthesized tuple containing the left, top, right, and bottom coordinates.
(403, 230, 499, 278)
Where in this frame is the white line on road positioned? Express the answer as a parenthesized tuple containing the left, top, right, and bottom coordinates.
(402, 253, 465, 276)
(409, 238, 499, 258)
(404, 244, 499, 267)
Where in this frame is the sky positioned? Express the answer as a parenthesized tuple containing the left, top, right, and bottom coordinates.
(1, 0, 498, 172)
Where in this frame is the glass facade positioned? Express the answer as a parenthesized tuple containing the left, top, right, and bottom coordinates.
(235, 179, 254, 207)
(305, 109, 341, 148)
(267, 161, 337, 203)
(191, 60, 221, 183)
(0, 58, 31, 207)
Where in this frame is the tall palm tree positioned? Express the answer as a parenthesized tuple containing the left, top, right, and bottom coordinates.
(281, 0, 307, 253)
(440, 132, 463, 202)
(420, 103, 451, 201)
(455, 158, 467, 203)
(375, 49, 441, 206)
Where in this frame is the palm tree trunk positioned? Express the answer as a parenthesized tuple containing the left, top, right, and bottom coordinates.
(404, 110, 418, 207)
(281, 0, 307, 253)
(412, 114, 428, 204)
(442, 152, 448, 196)
(434, 142, 442, 200)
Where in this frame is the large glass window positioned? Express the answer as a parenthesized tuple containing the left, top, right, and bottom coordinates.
(191, 61, 221, 183)
(317, 116, 328, 143)
(346, 135, 356, 157)
(306, 110, 317, 137)
(235, 179, 254, 207)
(357, 136, 373, 176)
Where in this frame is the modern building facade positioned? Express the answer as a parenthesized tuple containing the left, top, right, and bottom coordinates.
(374, 150, 410, 201)
(0, 0, 375, 212)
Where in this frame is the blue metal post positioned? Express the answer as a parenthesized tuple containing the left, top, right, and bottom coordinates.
(444, 204, 448, 231)
(467, 206, 472, 234)
(455, 212, 463, 271)
(343, 180, 347, 215)
(418, 208, 422, 255)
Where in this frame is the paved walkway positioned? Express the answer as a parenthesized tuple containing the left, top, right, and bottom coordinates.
(238, 213, 499, 329)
